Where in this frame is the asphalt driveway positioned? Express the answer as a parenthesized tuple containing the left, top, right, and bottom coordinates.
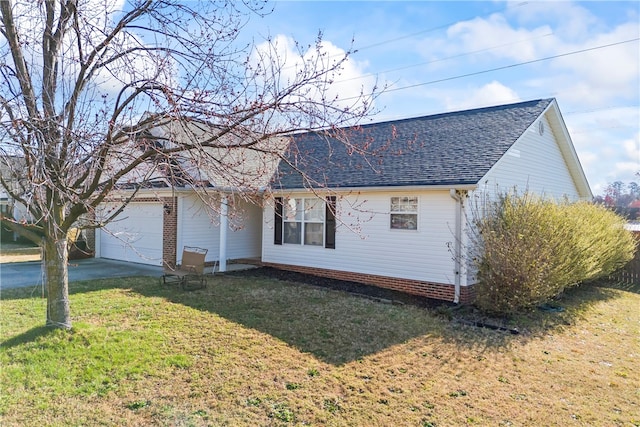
(1, 258, 163, 289)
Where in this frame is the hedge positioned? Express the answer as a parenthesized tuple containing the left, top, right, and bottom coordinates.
(472, 193, 636, 316)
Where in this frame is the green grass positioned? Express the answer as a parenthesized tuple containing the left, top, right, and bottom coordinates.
(1, 274, 639, 426)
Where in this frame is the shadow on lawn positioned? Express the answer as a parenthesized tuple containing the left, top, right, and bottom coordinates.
(136, 274, 446, 366)
(1, 325, 53, 349)
(2, 273, 635, 365)
(2, 275, 441, 365)
(137, 272, 637, 365)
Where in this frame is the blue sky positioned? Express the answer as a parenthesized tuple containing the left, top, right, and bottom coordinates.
(246, 1, 640, 195)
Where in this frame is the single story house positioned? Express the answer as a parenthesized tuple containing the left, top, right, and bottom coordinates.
(94, 98, 592, 303)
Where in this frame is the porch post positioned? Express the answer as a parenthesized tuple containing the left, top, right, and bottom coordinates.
(219, 194, 228, 272)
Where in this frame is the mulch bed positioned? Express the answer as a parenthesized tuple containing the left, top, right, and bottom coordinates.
(225, 266, 452, 309)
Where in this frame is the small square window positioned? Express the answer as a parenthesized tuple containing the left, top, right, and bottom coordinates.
(390, 196, 418, 230)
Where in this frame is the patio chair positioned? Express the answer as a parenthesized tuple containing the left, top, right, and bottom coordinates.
(162, 246, 208, 290)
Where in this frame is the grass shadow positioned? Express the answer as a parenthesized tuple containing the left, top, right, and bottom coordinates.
(134, 271, 637, 365)
(3, 270, 636, 366)
(134, 273, 445, 366)
(1, 325, 53, 349)
(594, 277, 640, 294)
(1, 275, 444, 366)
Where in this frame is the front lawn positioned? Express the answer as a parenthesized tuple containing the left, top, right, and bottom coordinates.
(1, 274, 638, 426)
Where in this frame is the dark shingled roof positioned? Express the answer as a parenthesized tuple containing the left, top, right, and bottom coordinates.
(274, 98, 553, 189)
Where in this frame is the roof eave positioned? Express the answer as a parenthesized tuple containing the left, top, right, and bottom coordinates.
(271, 183, 479, 194)
(543, 100, 593, 200)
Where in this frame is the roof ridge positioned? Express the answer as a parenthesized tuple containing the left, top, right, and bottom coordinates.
(312, 98, 554, 134)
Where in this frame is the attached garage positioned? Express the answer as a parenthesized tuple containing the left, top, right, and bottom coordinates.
(98, 202, 163, 266)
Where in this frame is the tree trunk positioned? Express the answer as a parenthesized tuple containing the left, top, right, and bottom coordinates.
(43, 236, 71, 329)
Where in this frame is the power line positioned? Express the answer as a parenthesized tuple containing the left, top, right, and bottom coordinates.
(565, 105, 640, 115)
(379, 37, 640, 95)
(338, 32, 554, 83)
(351, 1, 531, 53)
(278, 1, 532, 71)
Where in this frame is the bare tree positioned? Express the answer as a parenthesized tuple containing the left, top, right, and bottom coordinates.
(0, 0, 377, 328)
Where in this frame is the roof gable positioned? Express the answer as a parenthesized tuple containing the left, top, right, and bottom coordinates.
(114, 118, 287, 191)
(274, 99, 554, 189)
(542, 100, 593, 199)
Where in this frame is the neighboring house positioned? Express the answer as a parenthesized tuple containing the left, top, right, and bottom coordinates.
(0, 156, 31, 240)
(95, 98, 592, 303)
(0, 156, 23, 218)
(0, 185, 10, 217)
(626, 200, 640, 220)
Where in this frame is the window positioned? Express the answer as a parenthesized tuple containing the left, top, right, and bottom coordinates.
(274, 197, 336, 248)
(283, 198, 303, 244)
(390, 196, 418, 230)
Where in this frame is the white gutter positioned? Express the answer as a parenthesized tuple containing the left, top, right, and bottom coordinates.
(272, 183, 478, 194)
(449, 189, 467, 304)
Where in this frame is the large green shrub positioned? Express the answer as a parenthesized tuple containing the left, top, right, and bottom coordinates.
(472, 193, 636, 316)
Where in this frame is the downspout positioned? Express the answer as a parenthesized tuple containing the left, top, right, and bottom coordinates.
(219, 194, 228, 273)
(449, 189, 465, 304)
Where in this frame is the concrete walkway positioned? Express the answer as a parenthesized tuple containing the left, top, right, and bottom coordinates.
(1, 258, 258, 290)
(0, 258, 163, 290)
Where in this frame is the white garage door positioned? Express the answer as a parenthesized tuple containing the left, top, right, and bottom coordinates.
(99, 202, 163, 266)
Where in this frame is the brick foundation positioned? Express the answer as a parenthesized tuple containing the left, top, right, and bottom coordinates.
(263, 262, 476, 304)
(162, 197, 178, 268)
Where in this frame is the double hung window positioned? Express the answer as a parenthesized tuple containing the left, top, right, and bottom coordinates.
(274, 196, 336, 248)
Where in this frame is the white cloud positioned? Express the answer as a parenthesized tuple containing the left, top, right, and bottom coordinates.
(614, 133, 640, 181)
(251, 34, 377, 113)
(419, 2, 638, 108)
(623, 136, 640, 160)
(5, 0, 163, 98)
(446, 14, 551, 63)
(505, 0, 600, 40)
(443, 81, 521, 111)
(567, 108, 639, 194)
(548, 22, 640, 106)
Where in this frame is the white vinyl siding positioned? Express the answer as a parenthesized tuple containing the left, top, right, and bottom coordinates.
(177, 194, 261, 264)
(263, 191, 458, 285)
(479, 115, 581, 200)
